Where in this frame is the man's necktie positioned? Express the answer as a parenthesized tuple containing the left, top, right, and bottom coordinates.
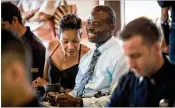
(132, 77, 149, 106)
(76, 48, 101, 98)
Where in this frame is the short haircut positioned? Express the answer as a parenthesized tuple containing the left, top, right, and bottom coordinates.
(119, 17, 161, 46)
(2, 29, 31, 79)
(59, 14, 82, 35)
(1, 1, 23, 24)
(92, 5, 116, 25)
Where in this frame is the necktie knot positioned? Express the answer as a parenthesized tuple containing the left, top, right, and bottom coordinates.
(138, 77, 149, 87)
(94, 48, 101, 57)
(134, 77, 149, 106)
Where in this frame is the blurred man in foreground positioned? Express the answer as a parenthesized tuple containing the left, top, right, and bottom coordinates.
(1, 29, 40, 107)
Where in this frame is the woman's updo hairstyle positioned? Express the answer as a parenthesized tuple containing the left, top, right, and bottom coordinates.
(58, 14, 82, 38)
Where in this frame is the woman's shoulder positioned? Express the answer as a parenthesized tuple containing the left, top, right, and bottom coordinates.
(80, 44, 90, 56)
(47, 40, 60, 55)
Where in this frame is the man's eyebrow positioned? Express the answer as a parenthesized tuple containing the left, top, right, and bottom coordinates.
(62, 38, 68, 40)
(73, 37, 79, 40)
(63, 37, 79, 41)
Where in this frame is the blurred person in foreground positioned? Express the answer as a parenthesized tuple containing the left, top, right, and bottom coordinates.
(107, 17, 175, 107)
(1, 1, 46, 81)
(1, 29, 41, 107)
(47, 5, 128, 107)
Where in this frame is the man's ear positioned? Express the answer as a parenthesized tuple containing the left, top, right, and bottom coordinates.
(9, 61, 25, 82)
(153, 42, 161, 55)
(110, 24, 115, 31)
(12, 16, 18, 24)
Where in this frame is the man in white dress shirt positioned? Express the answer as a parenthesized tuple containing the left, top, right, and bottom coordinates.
(47, 5, 128, 107)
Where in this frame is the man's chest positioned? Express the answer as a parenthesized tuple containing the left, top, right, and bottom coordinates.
(128, 79, 175, 107)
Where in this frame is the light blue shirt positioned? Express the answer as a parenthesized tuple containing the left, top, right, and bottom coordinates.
(69, 36, 129, 107)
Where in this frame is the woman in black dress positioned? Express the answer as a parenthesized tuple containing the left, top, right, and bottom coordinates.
(32, 14, 89, 93)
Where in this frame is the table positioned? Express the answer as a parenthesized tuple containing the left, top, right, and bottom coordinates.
(39, 101, 59, 107)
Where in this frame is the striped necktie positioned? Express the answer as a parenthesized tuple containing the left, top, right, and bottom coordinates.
(76, 48, 101, 98)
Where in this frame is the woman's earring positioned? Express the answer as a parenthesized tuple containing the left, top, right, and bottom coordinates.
(80, 32, 82, 39)
(57, 34, 60, 40)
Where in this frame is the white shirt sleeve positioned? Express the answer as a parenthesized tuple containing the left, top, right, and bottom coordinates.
(83, 55, 128, 107)
(68, 68, 84, 97)
(110, 54, 129, 90)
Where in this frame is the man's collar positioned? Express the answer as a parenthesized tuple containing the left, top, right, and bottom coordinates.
(20, 26, 32, 42)
(93, 36, 116, 54)
(21, 26, 30, 37)
(140, 55, 172, 85)
(150, 55, 170, 84)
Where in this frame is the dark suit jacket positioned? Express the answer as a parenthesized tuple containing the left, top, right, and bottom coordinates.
(107, 56, 175, 107)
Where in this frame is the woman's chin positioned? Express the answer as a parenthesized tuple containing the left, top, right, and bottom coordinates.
(66, 52, 77, 56)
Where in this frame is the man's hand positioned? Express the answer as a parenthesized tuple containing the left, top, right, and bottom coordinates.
(65, 89, 72, 93)
(46, 92, 60, 106)
(161, 35, 169, 54)
(56, 94, 83, 107)
(46, 92, 83, 107)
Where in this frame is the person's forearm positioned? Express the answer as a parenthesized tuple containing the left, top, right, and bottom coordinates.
(43, 59, 49, 81)
(65, 89, 72, 93)
(161, 7, 170, 45)
(161, 7, 170, 21)
(22, 11, 35, 21)
(29, 12, 52, 22)
(20, 8, 39, 21)
(19, 4, 33, 21)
